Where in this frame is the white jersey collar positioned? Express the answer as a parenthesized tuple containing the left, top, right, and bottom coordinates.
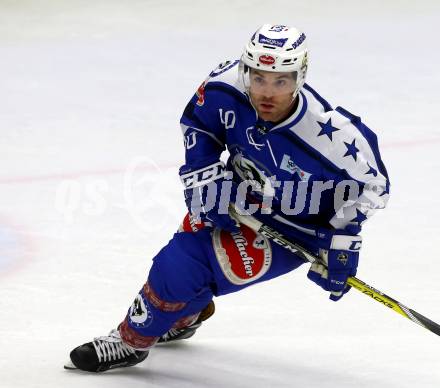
(269, 91, 306, 131)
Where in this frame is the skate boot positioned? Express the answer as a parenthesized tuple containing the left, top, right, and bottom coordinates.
(65, 329, 149, 372)
(158, 300, 215, 344)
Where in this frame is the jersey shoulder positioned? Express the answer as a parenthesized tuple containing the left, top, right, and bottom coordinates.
(204, 59, 246, 93)
(181, 60, 250, 129)
(291, 84, 389, 183)
(180, 60, 251, 145)
(193, 60, 248, 109)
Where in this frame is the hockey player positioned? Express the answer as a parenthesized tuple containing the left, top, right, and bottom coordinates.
(66, 24, 390, 372)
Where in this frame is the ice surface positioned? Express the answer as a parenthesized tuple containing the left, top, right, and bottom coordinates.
(1, 1, 440, 387)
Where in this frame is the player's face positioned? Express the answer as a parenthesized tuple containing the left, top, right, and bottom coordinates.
(249, 69, 297, 122)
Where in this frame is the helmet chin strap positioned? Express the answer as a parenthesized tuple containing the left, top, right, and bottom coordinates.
(291, 84, 301, 102)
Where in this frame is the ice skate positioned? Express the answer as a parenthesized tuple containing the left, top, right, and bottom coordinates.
(158, 301, 215, 344)
(65, 329, 149, 372)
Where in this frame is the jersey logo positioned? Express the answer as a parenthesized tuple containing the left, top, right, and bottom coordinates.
(231, 154, 275, 196)
(280, 154, 311, 181)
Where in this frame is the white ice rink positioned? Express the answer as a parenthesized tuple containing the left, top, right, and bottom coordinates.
(1, 1, 440, 387)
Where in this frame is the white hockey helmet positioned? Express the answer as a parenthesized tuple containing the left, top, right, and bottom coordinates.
(240, 24, 308, 99)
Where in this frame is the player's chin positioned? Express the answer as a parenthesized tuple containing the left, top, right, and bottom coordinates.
(257, 110, 277, 121)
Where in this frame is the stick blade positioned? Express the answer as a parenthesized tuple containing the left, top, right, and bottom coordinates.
(410, 309, 440, 337)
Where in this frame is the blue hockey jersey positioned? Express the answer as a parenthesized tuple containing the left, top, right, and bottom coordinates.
(180, 60, 390, 237)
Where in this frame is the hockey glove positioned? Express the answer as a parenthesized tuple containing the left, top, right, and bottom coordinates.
(307, 234, 362, 301)
(179, 161, 239, 233)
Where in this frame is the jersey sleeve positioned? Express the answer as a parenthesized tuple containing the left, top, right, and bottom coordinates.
(327, 107, 390, 235)
(290, 86, 391, 236)
(179, 60, 243, 172)
(179, 79, 226, 171)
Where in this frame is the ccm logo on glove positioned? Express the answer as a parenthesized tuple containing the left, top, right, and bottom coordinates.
(180, 162, 226, 189)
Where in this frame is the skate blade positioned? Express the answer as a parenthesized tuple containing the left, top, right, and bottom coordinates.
(64, 360, 77, 370)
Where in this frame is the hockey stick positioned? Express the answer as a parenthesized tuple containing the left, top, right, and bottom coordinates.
(229, 205, 440, 337)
